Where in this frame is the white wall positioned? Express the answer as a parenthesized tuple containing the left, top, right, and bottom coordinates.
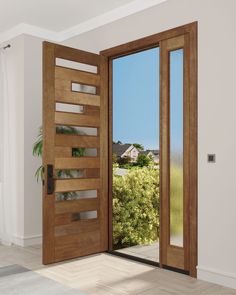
(63, 0, 236, 288)
(0, 35, 43, 246)
(0, 36, 25, 245)
(23, 35, 43, 245)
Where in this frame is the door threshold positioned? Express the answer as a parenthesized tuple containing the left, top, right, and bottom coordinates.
(107, 251, 189, 275)
(107, 250, 160, 267)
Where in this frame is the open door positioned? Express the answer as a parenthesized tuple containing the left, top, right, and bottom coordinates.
(42, 42, 108, 264)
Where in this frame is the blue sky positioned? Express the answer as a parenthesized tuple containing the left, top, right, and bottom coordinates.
(112, 47, 183, 152)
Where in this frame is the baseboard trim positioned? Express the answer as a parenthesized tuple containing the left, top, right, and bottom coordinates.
(12, 234, 42, 247)
(197, 265, 236, 289)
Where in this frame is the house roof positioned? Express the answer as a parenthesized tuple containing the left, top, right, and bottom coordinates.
(146, 149, 159, 155)
(113, 143, 133, 157)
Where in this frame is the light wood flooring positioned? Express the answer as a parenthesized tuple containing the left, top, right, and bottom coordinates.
(0, 244, 236, 295)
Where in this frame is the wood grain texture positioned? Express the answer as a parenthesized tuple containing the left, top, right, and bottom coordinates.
(55, 198, 98, 214)
(108, 58, 113, 251)
(166, 247, 185, 270)
(55, 90, 100, 106)
(55, 111, 100, 127)
(43, 42, 108, 265)
(101, 22, 197, 58)
(55, 134, 99, 148)
(188, 22, 198, 278)
(55, 157, 100, 170)
(183, 33, 190, 272)
(159, 38, 169, 268)
(99, 54, 109, 252)
(54, 43, 100, 66)
(55, 178, 100, 193)
(55, 231, 100, 261)
(55, 66, 100, 87)
(55, 147, 72, 158)
(55, 219, 100, 236)
(42, 42, 56, 264)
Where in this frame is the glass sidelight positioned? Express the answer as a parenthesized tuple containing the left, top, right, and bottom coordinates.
(169, 49, 184, 247)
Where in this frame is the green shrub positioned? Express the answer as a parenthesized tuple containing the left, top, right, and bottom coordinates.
(135, 153, 153, 167)
(112, 165, 183, 249)
(112, 167, 160, 248)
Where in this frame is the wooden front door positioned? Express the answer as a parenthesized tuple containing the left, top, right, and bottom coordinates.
(42, 42, 108, 264)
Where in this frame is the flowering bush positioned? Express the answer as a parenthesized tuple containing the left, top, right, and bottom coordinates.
(113, 167, 160, 248)
(112, 165, 183, 248)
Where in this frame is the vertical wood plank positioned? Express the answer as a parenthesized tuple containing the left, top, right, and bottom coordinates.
(42, 42, 56, 264)
(99, 54, 109, 251)
(159, 38, 169, 267)
(108, 58, 113, 251)
(189, 23, 198, 278)
(183, 33, 190, 271)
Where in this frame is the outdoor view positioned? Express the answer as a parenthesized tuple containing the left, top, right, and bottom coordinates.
(112, 47, 184, 262)
(112, 47, 160, 261)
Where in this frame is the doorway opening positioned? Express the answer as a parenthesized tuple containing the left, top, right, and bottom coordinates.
(111, 47, 160, 263)
(102, 22, 197, 276)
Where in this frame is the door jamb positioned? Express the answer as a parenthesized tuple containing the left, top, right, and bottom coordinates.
(100, 21, 198, 277)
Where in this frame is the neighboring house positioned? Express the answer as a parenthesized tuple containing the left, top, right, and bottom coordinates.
(113, 143, 160, 164)
(113, 143, 140, 162)
(139, 149, 159, 164)
(147, 149, 159, 164)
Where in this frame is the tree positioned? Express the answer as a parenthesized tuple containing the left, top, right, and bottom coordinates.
(133, 143, 144, 151)
(112, 153, 118, 163)
(117, 156, 131, 166)
(136, 154, 152, 167)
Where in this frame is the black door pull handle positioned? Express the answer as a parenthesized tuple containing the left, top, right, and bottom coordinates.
(47, 164, 54, 195)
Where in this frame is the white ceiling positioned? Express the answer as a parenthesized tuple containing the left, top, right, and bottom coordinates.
(0, 0, 167, 44)
(0, 0, 133, 33)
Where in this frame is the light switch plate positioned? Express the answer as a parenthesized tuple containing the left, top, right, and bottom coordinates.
(208, 154, 216, 163)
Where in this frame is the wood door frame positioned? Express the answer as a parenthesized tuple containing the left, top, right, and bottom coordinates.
(100, 21, 198, 277)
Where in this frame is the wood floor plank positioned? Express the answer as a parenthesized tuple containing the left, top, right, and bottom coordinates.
(0, 245, 235, 295)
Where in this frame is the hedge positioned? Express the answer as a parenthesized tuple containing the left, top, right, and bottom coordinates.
(112, 165, 183, 248)
(112, 167, 159, 248)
